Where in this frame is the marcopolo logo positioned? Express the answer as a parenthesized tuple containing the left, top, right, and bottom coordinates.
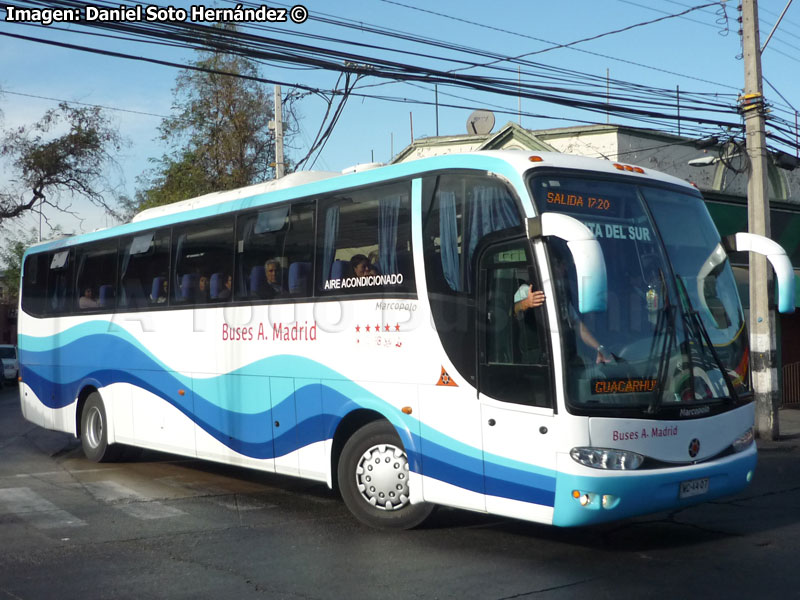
(688, 438, 701, 458)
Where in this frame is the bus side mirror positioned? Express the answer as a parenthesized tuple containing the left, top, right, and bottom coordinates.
(724, 232, 796, 314)
(527, 214, 607, 314)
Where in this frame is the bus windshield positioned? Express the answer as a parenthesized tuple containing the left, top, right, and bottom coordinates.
(529, 173, 749, 416)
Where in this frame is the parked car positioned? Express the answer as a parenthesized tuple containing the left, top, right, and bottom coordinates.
(0, 345, 18, 382)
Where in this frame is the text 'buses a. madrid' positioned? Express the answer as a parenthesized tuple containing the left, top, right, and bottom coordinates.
(16, 151, 795, 528)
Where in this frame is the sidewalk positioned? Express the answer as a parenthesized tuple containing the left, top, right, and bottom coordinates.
(760, 407, 800, 447)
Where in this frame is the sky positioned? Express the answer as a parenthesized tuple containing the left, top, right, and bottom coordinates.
(1, 0, 799, 244)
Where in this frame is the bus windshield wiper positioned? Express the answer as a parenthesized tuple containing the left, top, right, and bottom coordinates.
(647, 268, 675, 415)
(674, 276, 739, 403)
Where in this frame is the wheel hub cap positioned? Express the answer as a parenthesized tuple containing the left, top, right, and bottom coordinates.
(355, 443, 410, 510)
(86, 407, 103, 449)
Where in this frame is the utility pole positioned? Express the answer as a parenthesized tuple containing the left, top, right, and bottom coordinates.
(435, 85, 439, 136)
(741, 0, 779, 439)
(272, 85, 285, 178)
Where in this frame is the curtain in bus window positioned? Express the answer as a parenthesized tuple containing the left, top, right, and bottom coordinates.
(173, 233, 187, 302)
(49, 250, 72, 314)
(120, 232, 151, 308)
(321, 205, 340, 281)
(378, 194, 402, 275)
(119, 238, 135, 281)
(438, 191, 460, 291)
(463, 185, 519, 292)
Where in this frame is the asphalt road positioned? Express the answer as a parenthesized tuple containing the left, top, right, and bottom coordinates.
(2, 382, 800, 599)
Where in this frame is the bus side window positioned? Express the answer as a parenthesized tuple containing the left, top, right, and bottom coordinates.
(422, 173, 523, 389)
(317, 181, 414, 296)
(172, 217, 234, 305)
(47, 249, 74, 315)
(235, 201, 315, 301)
(119, 229, 171, 310)
(74, 239, 118, 311)
(21, 253, 50, 317)
(423, 174, 521, 295)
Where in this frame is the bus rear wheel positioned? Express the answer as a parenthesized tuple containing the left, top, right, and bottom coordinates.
(80, 392, 121, 462)
(338, 420, 434, 529)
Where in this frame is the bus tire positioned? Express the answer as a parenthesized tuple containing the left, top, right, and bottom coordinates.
(337, 420, 434, 529)
(80, 392, 121, 463)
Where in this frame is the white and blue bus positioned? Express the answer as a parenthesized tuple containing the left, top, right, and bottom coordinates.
(17, 151, 795, 528)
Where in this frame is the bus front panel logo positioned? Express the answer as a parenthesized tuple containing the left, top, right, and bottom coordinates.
(688, 438, 700, 458)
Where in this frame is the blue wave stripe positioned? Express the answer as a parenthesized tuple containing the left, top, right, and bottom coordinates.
(20, 323, 557, 506)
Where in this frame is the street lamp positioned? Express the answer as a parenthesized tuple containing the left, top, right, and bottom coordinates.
(688, 156, 718, 167)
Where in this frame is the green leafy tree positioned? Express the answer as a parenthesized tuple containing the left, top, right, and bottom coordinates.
(138, 34, 294, 211)
(0, 102, 123, 226)
(0, 227, 42, 306)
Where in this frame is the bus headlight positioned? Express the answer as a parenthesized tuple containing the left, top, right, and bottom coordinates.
(570, 447, 644, 470)
(732, 427, 754, 453)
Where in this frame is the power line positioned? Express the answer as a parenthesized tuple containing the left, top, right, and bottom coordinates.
(0, 3, 732, 114)
(0, 14, 745, 127)
(2, 0, 797, 155)
(376, 0, 738, 89)
(453, 1, 724, 70)
(0, 88, 169, 119)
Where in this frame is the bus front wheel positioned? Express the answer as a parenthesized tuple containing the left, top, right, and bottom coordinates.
(337, 420, 434, 529)
(80, 392, 121, 462)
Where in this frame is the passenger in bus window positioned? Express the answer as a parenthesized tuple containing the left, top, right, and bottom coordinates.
(198, 275, 210, 303)
(79, 287, 99, 309)
(262, 259, 284, 296)
(350, 254, 370, 278)
(153, 279, 168, 303)
(217, 274, 232, 300)
(367, 251, 381, 275)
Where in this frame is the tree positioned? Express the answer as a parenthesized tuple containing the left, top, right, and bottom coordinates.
(137, 33, 295, 211)
(0, 227, 42, 306)
(0, 102, 123, 226)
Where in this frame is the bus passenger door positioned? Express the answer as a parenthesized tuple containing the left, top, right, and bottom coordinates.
(477, 240, 558, 523)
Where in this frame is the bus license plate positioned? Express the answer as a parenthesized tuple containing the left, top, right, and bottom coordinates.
(679, 477, 709, 499)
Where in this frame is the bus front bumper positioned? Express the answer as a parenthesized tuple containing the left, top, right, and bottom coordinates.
(551, 445, 757, 527)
